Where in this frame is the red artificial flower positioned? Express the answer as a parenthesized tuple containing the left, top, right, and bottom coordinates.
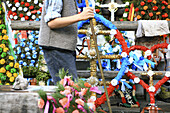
(95, 9, 100, 13)
(8, 11, 13, 15)
(25, 3, 30, 7)
(19, 13, 24, 18)
(125, 8, 129, 12)
(120, 18, 124, 21)
(162, 6, 165, 9)
(162, 1, 166, 4)
(164, 13, 168, 18)
(12, 12, 17, 16)
(148, 0, 152, 3)
(135, 8, 139, 12)
(152, 6, 158, 11)
(141, 11, 145, 15)
(25, 16, 29, 20)
(164, 2, 168, 5)
(140, 1, 145, 6)
(29, 6, 34, 10)
(14, 0, 19, 3)
(149, 12, 153, 17)
(21, 1, 24, 5)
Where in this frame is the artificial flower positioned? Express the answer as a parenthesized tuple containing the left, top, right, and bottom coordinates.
(2, 29, 7, 34)
(0, 36, 2, 40)
(9, 62, 14, 67)
(149, 86, 155, 92)
(148, 0, 152, 3)
(75, 99, 84, 106)
(0, 59, 5, 65)
(5, 83, 10, 85)
(143, 6, 148, 10)
(72, 110, 79, 113)
(81, 88, 88, 96)
(165, 71, 170, 77)
(0, 67, 6, 73)
(135, 8, 139, 12)
(125, 8, 129, 12)
(14, 63, 19, 68)
(141, 11, 145, 15)
(140, 1, 145, 6)
(38, 98, 44, 109)
(9, 56, 14, 60)
(137, 15, 141, 19)
(3, 47, 9, 52)
(84, 82, 91, 88)
(55, 107, 65, 113)
(152, 0, 157, 4)
(147, 70, 154, 77)
(59, 98, 69, 108)
(161, 6, 165, 10)
(134, 77, 140, 83)
(25, 2, 30, 7)
(13, 73, 18, 78)
(3, 35, 8, 40)
(152, 6, 158, 11)
(168, 5, 170, 9)
(121, 52, 127, 58)
(111, 79, 118, 86)
(156, 12, 161, 15)
(7, 72, 12, 78)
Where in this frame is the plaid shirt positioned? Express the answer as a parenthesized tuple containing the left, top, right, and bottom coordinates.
(44, 0, 63, 23)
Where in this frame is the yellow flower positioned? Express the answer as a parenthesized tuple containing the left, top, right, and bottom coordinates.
(0, 36, 2, 40)
(0, 67, 6, 73)
(0, 80, 1, 84)
(143, 6, 148, 10)
(13, 73, 18, 78)
(0, 44, 6, 48)
(9, 56, 14, 60)
(3, 35, 8, 40)
(10, 76, 15, 82)
(7, 72, 12, 78)
(14, 63, 19, 68)
(3, 47, 9, 52)
(2, 29, 7, 34)
(153, 0, 157, 4)
(0, 59, 5, 65)
(5, 83, 10, 85)
(0, 20, 1, 24)
(9, 62, 14, 67)
(137, 15, 141, 19)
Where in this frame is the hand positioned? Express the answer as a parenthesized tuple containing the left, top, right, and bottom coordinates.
(79, 7, 94, 21)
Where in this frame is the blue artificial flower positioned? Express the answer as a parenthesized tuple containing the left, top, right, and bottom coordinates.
(14, 51, 16, 54)
(19, 60, 23, 65)
(35, 18, 40, 21)
(35, 35, 39, 39)
(31, 34, 35, 38)
(29, 63, 34, 67)
(21, 54, 25, 59)
(27, 41, 30, 45)
(30, 37, 34, 42)
(31, 60, 35, 64)
(21, 38, 26, 42)
(27, 56, 31, 60)
(39, 50, 44, 55)
(29, 44, 33, 49)
(30, 31, 34, 34)
(32, 47, 36, 51)
(35, 63, 38, 67)
(14, 44, 18, 48)
(32, 50, 37, 54)
(32, 54, 37, 59)
(17, 47, 21, 54)
(37, 11, 41, 14)
(20, 42, 26, 47)
(35, 31, 39, 34)
(23, 62, 27, 66)
(34, 40, 38, 44)
(26, 52, 31, 56)
(39, 46, 42, 49)
(25, 47, 30, 52)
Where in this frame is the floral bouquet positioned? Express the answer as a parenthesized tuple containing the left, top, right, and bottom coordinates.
(38, 69, 105, 113)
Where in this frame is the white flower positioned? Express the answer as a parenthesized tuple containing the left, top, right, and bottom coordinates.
(112, 47, 118, 52)
(131, 42, 135, 46)
(134, 77, 140, 83)
(14, 16, 18, 20)
(15, 2, 20, 7)
(8, 4, 12, 8)
(110, 29, 117, 35)
(34, 0, 38, 4)
(125, 2, 129, 6)
(95, 2, 100, 6)
(168, 44, 170, 50)
(108, 2, 118, 12)
(145, 50, 152, 57)
(149, 86, 156, 92)
(116, 45, 121, 50)
(90, 96, 96, 101)
(125, 68, 129, 73)
(18, 7, 23, 11)
(12, 7, 16, 11)
(27, 0, 31, 2)
(165, 71, 170, 77)
(32, 15, 36, 20)
(111, 79, 118, 86)
(147, 70, 154, 77)
(121, 52, 127, 58)
(27, 12, 31, 16)
(86, 76, 98, 87)
(21, 17, 25, 21)
(123, 13, 128, 17)
(39, 3, 43, 7)
(9, 15, 13, 19)
(6, 1, 9, 4)
(129, 57, 134, 64)
(23, 7, 28, 12)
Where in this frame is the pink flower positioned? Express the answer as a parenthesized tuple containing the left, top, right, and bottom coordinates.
(72, 110, 79, 113)
(75, 99, 84, 106)
(38, 98, 44, 109)
(55, 107, 65, 113)
(60, 90, 71, 96)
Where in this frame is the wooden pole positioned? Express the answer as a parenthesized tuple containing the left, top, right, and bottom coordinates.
(85, 1, 112, 113)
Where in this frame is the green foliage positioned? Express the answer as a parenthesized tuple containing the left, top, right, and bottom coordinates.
(56, 68, 69, 79)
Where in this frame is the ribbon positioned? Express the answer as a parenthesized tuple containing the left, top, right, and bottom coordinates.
(63, 94, 73, 112)
(90, 86, 102, 94)
(77, 105, 87, 113)
(44, 96, 57, 113)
